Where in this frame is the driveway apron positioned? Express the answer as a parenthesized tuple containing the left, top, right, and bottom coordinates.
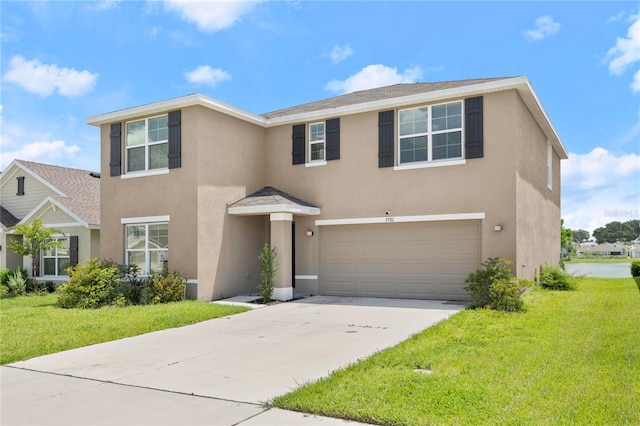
(2, 296, 463, 425)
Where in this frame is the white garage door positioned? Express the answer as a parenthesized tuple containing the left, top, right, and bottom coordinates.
(319, 221, 481, 300)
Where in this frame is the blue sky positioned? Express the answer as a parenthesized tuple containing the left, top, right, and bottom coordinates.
(1, 1, 639, 234)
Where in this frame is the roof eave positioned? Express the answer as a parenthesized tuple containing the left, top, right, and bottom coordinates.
(228, 204, 321, 216)
(86, 94, 268, 128)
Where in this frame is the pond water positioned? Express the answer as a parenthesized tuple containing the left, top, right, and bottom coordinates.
(564, 262, 632, 278)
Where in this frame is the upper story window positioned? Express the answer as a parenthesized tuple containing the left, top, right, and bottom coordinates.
(309, 122, 325, 162)
(126, 115, 169, 173)
(399, 101, 462, 165)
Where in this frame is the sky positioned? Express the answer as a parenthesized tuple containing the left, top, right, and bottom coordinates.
(1, 1, 639, 235)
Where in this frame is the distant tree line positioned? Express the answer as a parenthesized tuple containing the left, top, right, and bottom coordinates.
(568, 220, 639, 245)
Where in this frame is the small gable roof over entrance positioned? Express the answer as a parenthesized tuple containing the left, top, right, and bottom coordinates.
(228, 186, 320, 216)
(1, 206, 20, 230)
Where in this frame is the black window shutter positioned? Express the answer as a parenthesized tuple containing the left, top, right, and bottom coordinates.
(69, 236, 79, 267)
(168, 110, 182, 169)
(109, 122, 122, 176)
(292, 124, 306, 165)
(16, 176, 25, 196)
(326, 118, 340, 161)
(378, 110, 395, 168)
(465, 96, 484, 159)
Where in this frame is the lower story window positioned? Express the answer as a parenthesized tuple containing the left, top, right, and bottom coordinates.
(126, 223, 168, 273)
(43, 237, 70, 276)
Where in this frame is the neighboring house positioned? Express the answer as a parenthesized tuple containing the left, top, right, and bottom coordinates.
(580, 242, 627, 257)
(87, 76, 567, 301)
(0, 160, 100, 282)
(630, 244, 640, 258)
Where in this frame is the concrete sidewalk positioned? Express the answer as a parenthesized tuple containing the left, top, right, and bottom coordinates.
(2, 296, 463, 425)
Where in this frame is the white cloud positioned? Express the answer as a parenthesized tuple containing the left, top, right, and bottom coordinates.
(523, 16, 561, 41)
(1, 140, 81, 170)
(3, 55, 98, 97)
(633, 69, 640, 93)
(325, 64, 423, 94)
(163, 0, 260, 32)
(92, 0, 120, 10)
(562, 148, 640, 233)
(329, 44, 354, 64)
(184, 65, 231, 88)
(603, 13, 640, 80)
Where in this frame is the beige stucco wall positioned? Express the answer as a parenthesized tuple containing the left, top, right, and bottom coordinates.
(514, 92, 562, 279)
(99, 108, 199, 281)
(98, 87, 561, 300)
(265, 90, 526, 284)
(99, 105, 268, 300)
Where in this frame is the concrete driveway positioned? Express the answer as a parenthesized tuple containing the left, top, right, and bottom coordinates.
(2, 296, 463, 425)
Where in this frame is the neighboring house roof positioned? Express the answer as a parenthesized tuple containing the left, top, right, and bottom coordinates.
(583, 243, 626, 252)
(86, 76, 568, 160)
(2, 160, 100, 227)
(0, 206, 20, 230)
(228, 186, 321, 216)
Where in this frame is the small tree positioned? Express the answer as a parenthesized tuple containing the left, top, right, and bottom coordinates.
(7, 219, 63, 278)
(258, 244, 278, 303)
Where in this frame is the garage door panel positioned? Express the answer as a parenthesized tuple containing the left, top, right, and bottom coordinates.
(320, 221, 481, 300)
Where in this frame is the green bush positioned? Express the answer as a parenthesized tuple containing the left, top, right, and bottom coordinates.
(631, 260, 640, 277)
(143, 270, 186, 304)
(258, 244, 277, 303)
(465, 258, 531, 312)
(6, 270, 27, 297)
(56, 259, 122, 308)
(539, 265, 577, 290)
(0, 268, 28, 297)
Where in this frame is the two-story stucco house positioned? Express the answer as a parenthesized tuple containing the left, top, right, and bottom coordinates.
(0, 160, 101, 281)
(87, 76, 567, 301)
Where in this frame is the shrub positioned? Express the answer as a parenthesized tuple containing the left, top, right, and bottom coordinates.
(143, 270, 186, 304)
(116, 264, 147, 305)
(631, 260, 640, 277)
(539, 265, 577, 290)
(56, 259, 122, 308)
(258, 244, 278, 303)
(465, 258, 530, 312)
(6, 270, 27, 296)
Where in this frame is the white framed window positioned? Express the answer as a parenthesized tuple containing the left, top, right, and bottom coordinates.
(399, 101, 463, 165)
(547, 142, 552, 189)
(309, 122, 325, 162)
(43, 237, 70, 276)
(125, 223, 168, 273)
(126, 115, 169, 173)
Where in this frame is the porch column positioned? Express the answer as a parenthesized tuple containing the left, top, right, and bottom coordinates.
(270, 212, 293, 301)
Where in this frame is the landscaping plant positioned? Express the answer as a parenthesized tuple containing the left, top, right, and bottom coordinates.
(631, 260, 640, 277)
(142, 270, 186, 304)
(539, 265, 578, 290)
(7, 219, 63, 278)
(464, 257, 530, 312)
(56, 258, 122, 308)
(258, 244, 277, 302)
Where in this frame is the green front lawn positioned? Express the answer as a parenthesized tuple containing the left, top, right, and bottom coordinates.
(273, 278, 640, 425)
(0, 294, 249, 364)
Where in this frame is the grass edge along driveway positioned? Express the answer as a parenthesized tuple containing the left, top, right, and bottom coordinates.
(0, 295, 249, 365)
(273, 277, 640, 426)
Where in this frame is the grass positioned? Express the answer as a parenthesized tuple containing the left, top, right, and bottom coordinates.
(0, 294, 249, 364)
(273, 278, 640, 425)
(565, 257, 632, 263)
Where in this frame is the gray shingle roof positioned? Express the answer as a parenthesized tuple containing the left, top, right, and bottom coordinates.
(229, 186, 320, 209)
(1, 206, 20, 229)
(17, 160, 101, 226)
(261, 77, 515, 119)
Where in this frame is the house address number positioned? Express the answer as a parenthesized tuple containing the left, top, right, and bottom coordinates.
(385, 217, 395, 222)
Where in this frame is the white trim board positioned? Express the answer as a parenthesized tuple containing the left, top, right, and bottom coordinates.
(121, 215, 170, 224)
(315, 212, 485, 226)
